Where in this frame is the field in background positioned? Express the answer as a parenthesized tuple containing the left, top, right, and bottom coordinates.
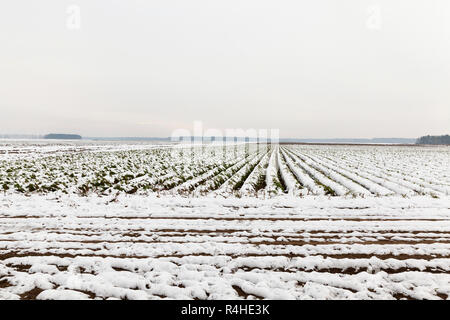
(0, 141, 449, 300)
(1, 141, 449, 198)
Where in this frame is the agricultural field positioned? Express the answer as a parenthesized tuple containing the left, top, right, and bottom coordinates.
(0, 141, 449, 299)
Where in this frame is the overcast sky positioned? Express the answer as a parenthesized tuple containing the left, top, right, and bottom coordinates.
(1, 0, 449, 138)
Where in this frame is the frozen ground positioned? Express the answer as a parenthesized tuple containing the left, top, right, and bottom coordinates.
(0, 194, 449, 300)
(0, 141, 449, 299)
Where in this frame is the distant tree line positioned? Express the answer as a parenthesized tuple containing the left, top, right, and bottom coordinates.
(0, 134, 43, 139)
(44, 134, 82, 140)
(416, 135, 450, 145)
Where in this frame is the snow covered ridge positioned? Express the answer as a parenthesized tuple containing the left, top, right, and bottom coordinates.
(0, 143, 449, 198)
(0, 194, 449, 300)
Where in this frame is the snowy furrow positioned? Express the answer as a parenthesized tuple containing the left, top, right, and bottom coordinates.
(279, 148, 323, 195)
(215, 152, 267, 195)
(3, 218, 450, 235)
(332, 156, 444, 197)
(336, 158, 424, 196)
(173, 156, 243, 194)
(192, 151, 260, 194)
(2, 255, 449, 300)
(316, 154, 416, 196)
(3, 238, 450, 257)
(240, 151, 270, 195)
(364, 153, 450, 189)
(264, 148, 283, 196)
(359, 162, 449, 196)
(282, 148, 348, 196)
(276, 148, 307, 196)
(286, 149, 372, 196)
(2, 250, 450, 275)
(295, 152, 394, 196)
(286, 144, 450, 198)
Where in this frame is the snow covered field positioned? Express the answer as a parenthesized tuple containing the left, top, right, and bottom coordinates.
(0, 141, 449, 299)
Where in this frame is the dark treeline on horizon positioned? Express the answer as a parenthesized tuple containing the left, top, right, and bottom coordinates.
(416, 135, 450, 145)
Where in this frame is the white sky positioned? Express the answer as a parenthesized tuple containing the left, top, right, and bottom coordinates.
(1, 0, 449, 138)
